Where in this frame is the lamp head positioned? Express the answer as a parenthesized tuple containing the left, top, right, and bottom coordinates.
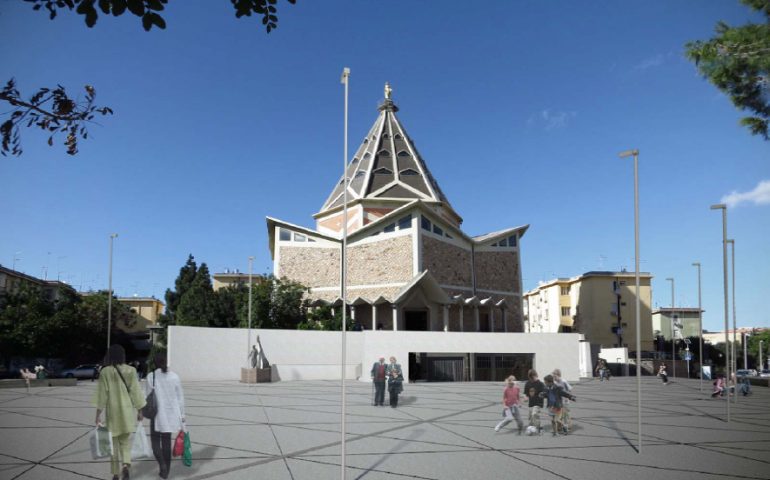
(726, 239, 734, 244)
(666, 277, 673, 282)
(618, 149, 639, 158)
(110, 233, 118, 239)
(710, 203, 726, 210)
(692, 262, 700, 267)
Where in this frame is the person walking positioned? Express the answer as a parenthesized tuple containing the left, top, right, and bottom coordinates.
(93, 345, 146, 480)
(370, 357, 387, 406)
(541, 374, 577, 436)
(552, 369, 572, 433)
(386, 356, 403, 408)
(524, 369, 545, 434)
(494, 375, 524, 434)
(658, 364, 669, 385)
(144, 352, 186, 479)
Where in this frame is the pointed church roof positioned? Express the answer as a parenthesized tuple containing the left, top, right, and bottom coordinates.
(319, 85, 455, 216)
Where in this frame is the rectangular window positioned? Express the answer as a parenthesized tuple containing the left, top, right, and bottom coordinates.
(561, 307, 570, 316)
(561, 286, 570, 295)
(294, 233, 307, 242)
(421, 215, 431, 231)
(433, 224, 443, 236)
(384, 223, 396, 233)
(397, 215, 412, 230)
(508, 235, 517, 247)
(498, 238, 508, 247)
(279, 228, 291, 241)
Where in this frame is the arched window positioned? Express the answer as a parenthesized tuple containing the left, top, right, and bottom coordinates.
(397, 150, 410, 157)
(394, 133, 403, 140)
(378, 150, 391, 157)
(373, 167, 392, 175)
(400, 169, 419, 176)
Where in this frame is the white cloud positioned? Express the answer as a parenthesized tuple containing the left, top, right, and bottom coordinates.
(633, 54, 665, 71)
(721, 179, 770, 208)
(528, 109, 577, 130)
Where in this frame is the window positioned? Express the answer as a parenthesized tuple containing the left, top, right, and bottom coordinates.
(308, 237, 316, 242)
(561, 286, 570, 295)
(400, 169, 419, 176)
(445, 233, 452, 239)
(294, 233, 307, 242)
(561, 307, 570, 316)
(508, 235, 517, 247)
(394, 133, 403, 140)
(433, 224, 443, 236)
(397, 150, 410, 157)
(397, 215, 412, 230)
(351, 157, 359, 164)
(373, 167, 392, 174)
(363, 138, 368, 144)
(498, 238, 508, 247)
(378, 150, 391, 157)
(355, 171, 365, 178)
(383, 133, 390, 139)
(364, 152, 371, 159)
(383, 223, 396, 233)
(421, 216, 431, 231)
(279, 228, 291, 241)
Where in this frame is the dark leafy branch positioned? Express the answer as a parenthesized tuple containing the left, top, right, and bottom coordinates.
(1, 79, 113, 156)
(25, 0, 297, 32)
(685, 0, 770, 141)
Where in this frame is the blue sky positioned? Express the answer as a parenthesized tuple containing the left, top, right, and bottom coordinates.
(2, 1, 768, 332)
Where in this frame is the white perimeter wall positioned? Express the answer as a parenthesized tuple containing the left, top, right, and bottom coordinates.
(168, 326, 584, 383)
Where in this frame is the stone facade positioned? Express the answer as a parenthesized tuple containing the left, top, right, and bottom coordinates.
(474, 250, 519, 292)
(279, 246, 340, 288)
(348, 235, 413, 285)
(422, 236, 472, 287)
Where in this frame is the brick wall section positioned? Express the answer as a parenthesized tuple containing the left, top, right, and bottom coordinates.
(279, 246, 340, 288)
(348, 235, 413, 285)
(474, 251, 519, 292)
(422, 236, 472, 286)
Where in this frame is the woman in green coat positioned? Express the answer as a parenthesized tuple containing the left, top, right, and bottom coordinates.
(93, 345, 146, 480)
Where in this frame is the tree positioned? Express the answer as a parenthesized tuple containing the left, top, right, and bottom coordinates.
(175, 262, 216, 327)
(3, 0, 297, 156)
(685, 0, 770, 140)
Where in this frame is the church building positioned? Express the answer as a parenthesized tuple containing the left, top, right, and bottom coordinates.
(266, 85, 528, 334)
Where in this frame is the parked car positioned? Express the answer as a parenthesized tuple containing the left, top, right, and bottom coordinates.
(59, 364, 100, 379)
(735, 369, 758, 377)
(760, 369, 770, 378)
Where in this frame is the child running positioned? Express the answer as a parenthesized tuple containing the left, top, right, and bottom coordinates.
(494, 375, 524, 434)
(552, 369, 573, 434)
(524, 369, 545, 434)
(541, 374, 577, 436)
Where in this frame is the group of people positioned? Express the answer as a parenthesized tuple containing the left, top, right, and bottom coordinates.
(595, 359, 611, 381)
(494, 368, 576, 436)
(711, 373, 752, 398)
(92, 345, 186, 480)
(370, 356, 403, 407)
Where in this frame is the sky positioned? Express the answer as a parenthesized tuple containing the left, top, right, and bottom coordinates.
(1, 1, 768, 333)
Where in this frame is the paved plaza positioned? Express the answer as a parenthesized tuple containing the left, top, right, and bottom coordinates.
(1, 377, 769, 480)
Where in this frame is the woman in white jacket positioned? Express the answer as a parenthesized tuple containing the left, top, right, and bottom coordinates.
(144, 352, 185, 479)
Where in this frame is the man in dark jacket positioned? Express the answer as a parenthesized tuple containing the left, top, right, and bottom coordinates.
(524, 369, 545, 433)
(370, 357, 387, 406)
(540, 374, 577, 436)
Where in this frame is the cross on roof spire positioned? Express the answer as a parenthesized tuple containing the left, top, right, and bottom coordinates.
(384, 82, 392, 100)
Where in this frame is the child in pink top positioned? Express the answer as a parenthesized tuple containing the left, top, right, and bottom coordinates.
(494, 375, 524, 434)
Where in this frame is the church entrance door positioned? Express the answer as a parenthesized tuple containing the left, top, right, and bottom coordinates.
(404, 310, 428, 331)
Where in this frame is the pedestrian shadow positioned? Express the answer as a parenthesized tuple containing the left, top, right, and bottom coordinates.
(398, 396, 416, 406)
(130, 445, 219, 478)
(354, 428, 424, 480)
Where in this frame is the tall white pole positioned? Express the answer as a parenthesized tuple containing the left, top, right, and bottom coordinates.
(692, 262, 703, 392)
(711, 204, 729, 423)
(248, 256, 254, 364)
(339, 66, 350, 480)
(760, 340, 764, 372)
(106, 233, 118, 350)
(727, 239, 738, 404)
(666, 278, 676, 379)
(619, 148, 641, 453)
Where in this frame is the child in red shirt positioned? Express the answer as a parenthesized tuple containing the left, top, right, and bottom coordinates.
(494, 375, 524, 434)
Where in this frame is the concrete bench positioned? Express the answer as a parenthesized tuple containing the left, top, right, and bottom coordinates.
(0, 378, 78, 389)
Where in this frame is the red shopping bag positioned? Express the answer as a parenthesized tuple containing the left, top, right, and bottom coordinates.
(173, 430, 185, 457)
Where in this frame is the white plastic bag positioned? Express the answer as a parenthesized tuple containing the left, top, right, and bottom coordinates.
(131, 422, 153, 459)
(90, 425, 113, 459)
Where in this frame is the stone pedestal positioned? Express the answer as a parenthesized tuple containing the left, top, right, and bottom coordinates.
(240, 367, 271, 383)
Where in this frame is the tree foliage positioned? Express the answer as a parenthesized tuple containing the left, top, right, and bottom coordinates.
(0, 79, 113, 156)
(26, 0, 297, 32)
(685, 0, 770, 140)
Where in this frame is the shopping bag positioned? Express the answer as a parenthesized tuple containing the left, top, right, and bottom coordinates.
(182, 431, 192, 467)
(173, 430, 184, 457)
(131, 422, 152, 459)
(90, 425, 113, 459)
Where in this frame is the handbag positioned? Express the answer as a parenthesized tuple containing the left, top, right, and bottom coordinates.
(131, 421, 153, 459)
(182, 430, 192, 467)
(142, 372, 158, 419)
(173, 430, 185, 457)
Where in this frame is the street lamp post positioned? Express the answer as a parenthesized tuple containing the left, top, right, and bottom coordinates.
(692, 262, 703, 391)
(710, 203, 730, 422)
(619, 148, 642, 453)
(760, 340, 764, 372)
(248, 256, 254, 364)
(106, 233, 118, 350)
(666, 277, 676, 378)
(339, 66, 350, 480)
(743, 333, 749, 371)
(727, 238, 738, 404)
